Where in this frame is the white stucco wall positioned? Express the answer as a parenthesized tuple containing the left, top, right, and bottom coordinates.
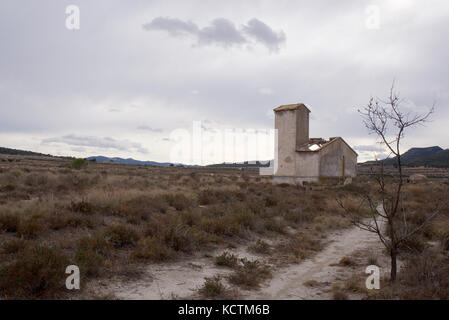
(295, 152, 320, 177)
(318, 138, 357, 177)
(275, 110, 297, 176)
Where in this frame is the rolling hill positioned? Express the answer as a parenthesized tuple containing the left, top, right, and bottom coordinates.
(0, 147, 54, 158)
(86, 156, 175, 167)
(381, 146, 449, 168)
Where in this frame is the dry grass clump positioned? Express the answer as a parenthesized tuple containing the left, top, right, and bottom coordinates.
(198, 275, 238, 299)
(215, 251, 239, 268)
(74, 235, 111, 277)
(145, 213, 212, 253)
(104, 225, 140, 248)
(249, 239, 271, 254)
(1, 238, 28, 254)
(228, 258, 272, 289)
(276, 232, 322, 262)
(0, 245, 69, 299)
(133, 236, 174, 261)
(442, 230, 449, 251)
(396, 250, 449, 299)
(69, 199, 95, 214)
(17, 215, 46, 239)
(0, 212, 21, 232)
(163, 193, 193, 211)
(303, 279, 320, 287)
(46, 212, 94, 230)
(338, 256, 357, 266)
(332, 289, 349, 300)
(343, 274, 366, 293)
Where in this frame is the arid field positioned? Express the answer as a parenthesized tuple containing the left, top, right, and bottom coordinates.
(0, 155, 448, 300)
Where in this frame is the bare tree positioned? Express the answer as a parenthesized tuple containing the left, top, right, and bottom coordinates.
(338, 82, 441, 282)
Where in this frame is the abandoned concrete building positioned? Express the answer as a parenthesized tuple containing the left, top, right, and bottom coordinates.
(273, 103, 357, 185)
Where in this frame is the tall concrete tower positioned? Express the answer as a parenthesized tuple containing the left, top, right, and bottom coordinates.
(273, 103, 310, 176)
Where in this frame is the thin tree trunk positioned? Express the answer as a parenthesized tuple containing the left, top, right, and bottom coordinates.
(390, 247, 397, 282)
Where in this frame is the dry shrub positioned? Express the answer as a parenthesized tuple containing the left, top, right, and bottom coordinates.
(264, 195, 278, 207)
(303, 279, 320, 287)
(17, 215, 45, 239)
(112, 194, 168, 220)
(284, 208, 314, 225)
(228, 259, 272, 289)
(198, 276, 234, 299)
(74, 237, 108, 277)
(72, 235, 110, 279)
(398, 234, 427, 253)
(0, 246, 69, 299)
(1, 239, 28, 254)
(133, 236, 174, 261)
(338, 196, 362, 213)
(398, 250, 449, 299)
(406, 210, 428, 226)
(145, 213, 210, 253)
(197, 189, 246, 205)
(0, 213, 21, 232)
(249, 240, 271, 254)
(338, 256, 357, 266)
(24, 173, 51, 187)
(46, 212, 94, 230)
(163, 193, 192, 211)
(276, 232, 322, 261)
(344, 275, 365, 293)
(69, 200, 94, 214)
(442, 230, 449, 251)
(104, 225, 140, 248)
(200, 216, 242, 237)
(333, 289, 349, 300)
(215, 251, 238, 268)
(367, 253, 378, 265)
(262, 217, 286, 234)
(405, 184, 427, 198)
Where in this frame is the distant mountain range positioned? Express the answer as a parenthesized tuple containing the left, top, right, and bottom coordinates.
(363, 146, 449, 168)
(0, 147, 55, 158)
(86, 156, 175, 167)
(2, 145, 449, 168)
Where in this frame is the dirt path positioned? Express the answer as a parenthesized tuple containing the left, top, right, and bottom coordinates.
(243, 225, 387, 300)
(92, 224, 389, 300)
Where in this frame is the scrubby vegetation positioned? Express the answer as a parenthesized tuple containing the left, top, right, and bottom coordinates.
(0, 155, 448, 299)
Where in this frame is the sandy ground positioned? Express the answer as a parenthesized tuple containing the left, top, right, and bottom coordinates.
(92, 246, 261, 300)
(92, 221, 394, 300)
(243, 225, 387, 299)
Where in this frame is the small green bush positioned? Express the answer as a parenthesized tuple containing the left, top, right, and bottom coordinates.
(69, 158, 88, 170)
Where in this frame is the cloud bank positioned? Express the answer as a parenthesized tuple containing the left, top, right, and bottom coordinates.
(42, 135, 149, 154)
(143, 17, 286, 52)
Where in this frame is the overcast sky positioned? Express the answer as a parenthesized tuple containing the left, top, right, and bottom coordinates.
(1, 0, 448, 163)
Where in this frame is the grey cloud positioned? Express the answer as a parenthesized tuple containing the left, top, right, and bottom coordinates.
(42, 134, 149, 154)
(197, 18, 246, 47)
(242, 19, 286, 52)
(142, 17, 285, 51)
(142, 17, 199, 36)
(137, 125, 163, 132)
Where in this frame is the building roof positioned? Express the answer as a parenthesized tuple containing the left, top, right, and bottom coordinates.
(273, 103, 311, 112)
(296, 137, 358, 156)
